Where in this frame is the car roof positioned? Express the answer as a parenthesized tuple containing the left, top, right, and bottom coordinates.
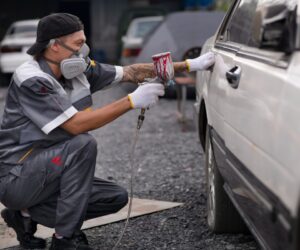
(130, 16, 164, 24)
(126, 15, 164, 38)
(11, 19, 39, 27)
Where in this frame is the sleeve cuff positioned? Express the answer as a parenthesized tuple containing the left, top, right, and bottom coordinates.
(127, 94, 134, 109)
(185, 60, 191, 72)
(111, 66, 124, 85)
(41, 106, 78, 134)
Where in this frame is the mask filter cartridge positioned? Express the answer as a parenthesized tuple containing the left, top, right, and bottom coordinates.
(60, 43, 91, 79)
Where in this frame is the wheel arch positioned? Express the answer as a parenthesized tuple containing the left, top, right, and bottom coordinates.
(198, 99, 207, 151)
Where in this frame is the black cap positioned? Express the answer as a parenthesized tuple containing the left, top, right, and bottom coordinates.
(27, 13, 84, 55)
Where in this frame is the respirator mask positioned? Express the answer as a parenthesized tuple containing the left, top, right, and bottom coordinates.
(52, 39, 91, 79)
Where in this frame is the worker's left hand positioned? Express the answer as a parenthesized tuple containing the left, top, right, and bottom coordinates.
(185, 52, 215, 72)
(128, 82, 165, 109)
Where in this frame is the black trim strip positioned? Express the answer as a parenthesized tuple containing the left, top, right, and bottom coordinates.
(225, 158, 273, 213)
(215, 0, 241, 40)
(212, 137, 226, 155)
(226, 147, 292, 224)
(223, 183, 269, 250)
(211, 127, 293, 228)
(215, 41, 289, 69)
(215, 42, 239, 53)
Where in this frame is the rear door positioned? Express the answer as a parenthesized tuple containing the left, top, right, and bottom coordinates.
(211, 0, 299, 249)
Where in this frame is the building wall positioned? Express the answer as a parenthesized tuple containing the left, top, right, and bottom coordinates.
(0, 0, 182, 63)
(0, 0, 58, 40)
(90, 0, 182, 63)
(90, 0, 129, 63)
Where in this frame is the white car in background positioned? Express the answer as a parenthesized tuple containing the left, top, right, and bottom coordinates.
(0, 19, 38, 77)
(120, 16, 163, 65)
(195, 0, 300, 249)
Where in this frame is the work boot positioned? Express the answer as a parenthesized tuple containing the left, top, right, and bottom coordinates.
(49, 234, 93, 250)
(73, 230, 89, 247)
(1, 208, 46, 249)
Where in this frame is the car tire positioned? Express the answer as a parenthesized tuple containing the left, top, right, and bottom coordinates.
(205, 124, 248, 233)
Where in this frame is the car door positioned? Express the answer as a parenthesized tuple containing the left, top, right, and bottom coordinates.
(208, 0, 259, 193)
(211, 0, 299, 249)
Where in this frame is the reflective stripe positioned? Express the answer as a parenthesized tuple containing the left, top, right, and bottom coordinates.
(90, 60, 96, 67)
(18, 147, 34, 163)
(42, 106, 78, 134)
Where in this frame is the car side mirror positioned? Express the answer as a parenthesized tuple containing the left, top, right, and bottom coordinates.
(260, 4, 297, 54)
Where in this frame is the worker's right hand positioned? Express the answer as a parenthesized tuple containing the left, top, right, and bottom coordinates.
(186, 52, 215, 72)
(128, 83, 165, 109)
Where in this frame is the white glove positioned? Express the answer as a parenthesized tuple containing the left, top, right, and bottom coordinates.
(186, 52, 215, 72)
(128, 83, 165, 109)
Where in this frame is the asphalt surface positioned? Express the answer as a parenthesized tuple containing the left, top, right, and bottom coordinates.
(0, 85, 259, 250)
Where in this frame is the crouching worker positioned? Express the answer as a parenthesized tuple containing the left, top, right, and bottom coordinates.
(0, 13, 215, 250)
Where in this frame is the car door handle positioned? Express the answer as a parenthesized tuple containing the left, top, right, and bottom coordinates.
(226, 65, 242, 89)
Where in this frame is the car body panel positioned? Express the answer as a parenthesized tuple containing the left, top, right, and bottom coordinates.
(222, 50, 300, 217)
(195, 0, 300, 249)
(211, 127, 293, 250)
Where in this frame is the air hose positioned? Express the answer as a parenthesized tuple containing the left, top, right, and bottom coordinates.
(113, 51, 174, 249)
(112, 109, 145, 250)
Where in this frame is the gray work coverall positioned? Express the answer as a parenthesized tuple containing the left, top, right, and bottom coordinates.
(0, 58, 128, 237)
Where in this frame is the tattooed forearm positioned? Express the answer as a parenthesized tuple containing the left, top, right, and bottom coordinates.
(174, 62, 188, 73)
(122, 64, 156, 84)
(122, 61, 188, 84)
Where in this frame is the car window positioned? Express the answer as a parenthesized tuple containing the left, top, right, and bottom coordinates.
(7, 25, 37, 37)
(224, 0, 259, 45)
(134, 20, 161, 38)
(248, 0, 297, 50)
(220, 0, 297, 52)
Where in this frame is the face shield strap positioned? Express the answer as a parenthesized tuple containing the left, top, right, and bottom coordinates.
(43, 55, 60, 66)
(55, 39, 79, 55)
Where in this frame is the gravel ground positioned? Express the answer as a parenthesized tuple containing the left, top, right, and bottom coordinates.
(0, 85, 259, 250)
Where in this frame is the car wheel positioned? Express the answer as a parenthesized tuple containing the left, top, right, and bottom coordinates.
(205, 124, 248, 233)
(183, 47, 202, 60)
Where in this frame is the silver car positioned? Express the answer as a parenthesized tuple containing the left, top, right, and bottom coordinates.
(0, 20, 38, 75)
(195, 0, 300, 249)
(120, 16, 163, 66)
